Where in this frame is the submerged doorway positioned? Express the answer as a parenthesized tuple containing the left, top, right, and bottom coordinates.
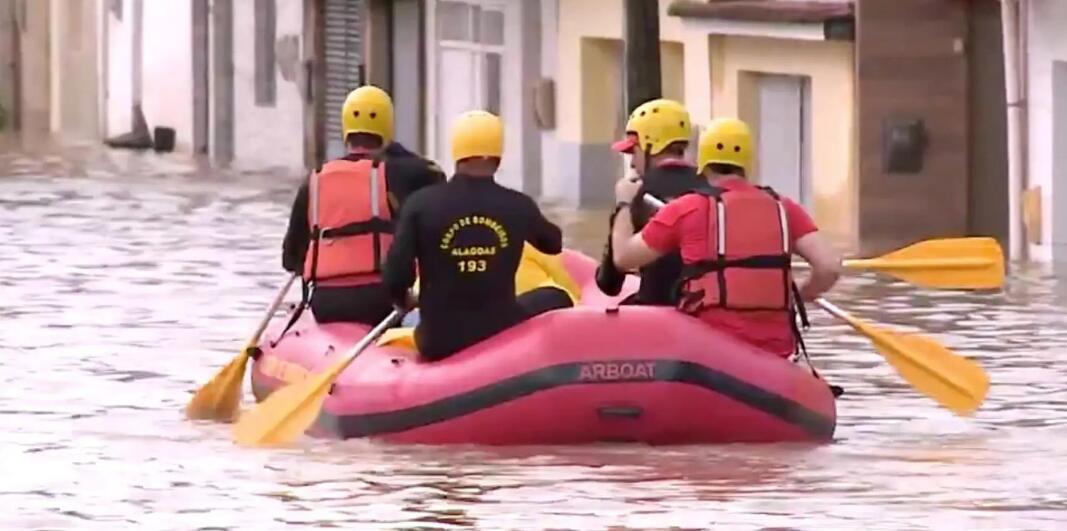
(427, 0, 518, 188)
(754, 73, 812, 208)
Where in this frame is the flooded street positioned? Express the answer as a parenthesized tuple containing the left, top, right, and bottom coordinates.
(3, 139, 1067, 530)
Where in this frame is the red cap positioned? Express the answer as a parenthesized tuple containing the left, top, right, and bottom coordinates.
(611, 135, 637, 154)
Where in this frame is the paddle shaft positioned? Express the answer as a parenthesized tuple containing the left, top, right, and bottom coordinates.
(250, 274, 299, 342)
(335, 309, 405, 369)
(815, 298, 851, 325)
(792, 257, 994, 270)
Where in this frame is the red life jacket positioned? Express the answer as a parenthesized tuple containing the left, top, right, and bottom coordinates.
(676, 185, 793, 314)
(304, 158, 393, 287)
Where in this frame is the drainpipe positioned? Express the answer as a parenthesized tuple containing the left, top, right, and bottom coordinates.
(1000, 0, 1027, 261)
(1019, 1, 1031, 255)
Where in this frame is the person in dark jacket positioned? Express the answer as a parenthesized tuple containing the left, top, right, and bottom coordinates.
(382, 110, 564, 361)
(595, 98, 703, 305)
(281, 85, 444, 326)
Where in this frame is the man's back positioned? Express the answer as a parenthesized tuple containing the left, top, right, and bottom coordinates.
(384, 174, 562, 359)
(414, 177, 532, 313)
(281, 149, 444, 273)
(641, 179, 818, 356)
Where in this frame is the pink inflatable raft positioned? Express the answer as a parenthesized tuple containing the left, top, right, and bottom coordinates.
(249, 250, 837, 445)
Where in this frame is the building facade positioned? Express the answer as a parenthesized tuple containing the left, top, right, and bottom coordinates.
(4, 0, 1062, 263)
(371, 0, 551, 195)
(1, 0, 101, 140)
(102, 0, 308, 168)
(551, 0, 860, 249)
(374, 0, 858, 244)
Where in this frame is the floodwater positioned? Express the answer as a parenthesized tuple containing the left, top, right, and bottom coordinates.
(2, 137, 1067, 531)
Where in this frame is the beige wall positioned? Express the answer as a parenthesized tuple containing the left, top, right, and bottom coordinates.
(579, 38, 624, 144)
(710, 35, 857, 247)
(556, 0, 855, 232)
(17, 0, 51, 133)
(558, 0, 701, 144)
(5, 0, 101, 138)
(575, 38, 685, 140)
(49, 0, 99, 139)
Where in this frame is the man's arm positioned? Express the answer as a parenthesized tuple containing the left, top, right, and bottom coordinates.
(782, 199, 841, 301)
(611, 206, 665, 271)
(594, 208, 627, 296)
(793, 231, 841, 302)
(526, 197, 563, 255)
(381, 194, 422, 306)
(423, 159, 447, 186)
(281, 181, 310, 273)
(610, 178, 677, 271)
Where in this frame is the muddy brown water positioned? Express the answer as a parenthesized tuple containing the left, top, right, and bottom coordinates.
(2, 138, 1067, 530)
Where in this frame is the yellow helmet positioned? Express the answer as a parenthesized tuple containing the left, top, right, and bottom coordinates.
(451, 110, 504, 162)
(612, 99, 692, 156)
(340, 85, 394, 144)
(698, 118, 753, 171)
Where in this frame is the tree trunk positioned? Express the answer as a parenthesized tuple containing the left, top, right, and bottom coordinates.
(624, 0, 661, 113)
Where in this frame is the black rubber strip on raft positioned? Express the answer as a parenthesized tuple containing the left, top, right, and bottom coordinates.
(253, 360, 837, 441)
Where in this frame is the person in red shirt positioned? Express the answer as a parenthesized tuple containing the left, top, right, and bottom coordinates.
(610, 117, 842, 357)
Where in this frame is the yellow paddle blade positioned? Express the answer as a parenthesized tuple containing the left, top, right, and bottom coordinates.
(817, 298, 990, 416)
(184, 346, 252, 422)
(231, 358, 346, 447)
(864, 323, 990, 415)
(846, 237, 1005, 290)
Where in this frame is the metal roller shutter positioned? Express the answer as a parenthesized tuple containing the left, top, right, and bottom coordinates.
(323, 0, 365, 160)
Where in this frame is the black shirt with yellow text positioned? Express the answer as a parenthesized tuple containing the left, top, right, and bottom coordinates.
(382, 174, 562, 360)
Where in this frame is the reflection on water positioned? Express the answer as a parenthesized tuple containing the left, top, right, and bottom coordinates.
(3, 138, 1067, 530)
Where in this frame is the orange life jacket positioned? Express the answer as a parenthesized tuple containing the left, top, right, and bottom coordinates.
(676, 186, 793, 314)
(304, 158, 393, 287)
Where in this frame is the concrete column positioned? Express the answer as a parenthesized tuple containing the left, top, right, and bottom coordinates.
(366, 0, 391, 91)
(192, 0, 209, 154)
(17, 0, 51, 134)
(390, 0, 422, 151)
(624, 0, 661, 113)
(212, 0, 235, 163)
(49, 0, 99, 139)
(0, 0, 18, 132)
(520, 0, 542, 197)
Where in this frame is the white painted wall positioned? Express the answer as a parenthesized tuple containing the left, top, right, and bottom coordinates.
(103, 0, 192, 148)
(1026, 0, 1067, 262)
(232, 0, 305, 168)
(101, 0, 302, 166)
(142, 0, 194, 151)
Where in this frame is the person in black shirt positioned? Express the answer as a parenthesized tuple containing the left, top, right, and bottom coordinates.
(595, 98, 702, 305)
(382, 110, 564, 361)
(281, 86, 444, 326)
